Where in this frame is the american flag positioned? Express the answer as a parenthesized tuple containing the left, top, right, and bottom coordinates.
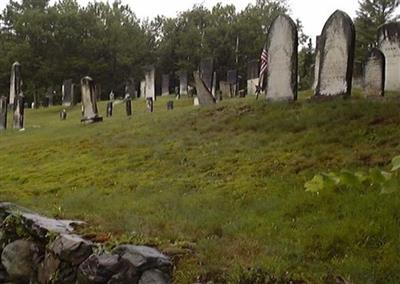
(257, 45, 268, 97)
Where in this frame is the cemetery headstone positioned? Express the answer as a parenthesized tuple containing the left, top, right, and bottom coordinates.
(162, 74, 170, 96)
(145, 66, 156, 101)
(167, 101, 174, 110)
(140, 80, 146, 99)
(199, 58, 214, 92)
(266, 15, 298, 101)
(377, 22, 400, 92)
(227, 70, 238, 97)
(106, 101, 113, 117)
(80, 76, 103, 124)
(60, 109, 67, 120)
(9, 62, 22, 107)
(179, 71, 188, 96)
(364, 48, 385, 98)
(247, 60, 259, 96)
(125, 78, 136, 99)
(315, 10, 355, 97)
(126, 98, 132, 116)
(146, 98, 154, 113)
(193, 71, 216, 106)
(62, 79, 74, 107)
(0, 96, 7, 130)
(13, 94, 25, 129)
(219, 81, 231, 98)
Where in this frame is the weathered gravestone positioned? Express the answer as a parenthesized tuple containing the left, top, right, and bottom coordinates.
(179, 71, 188, 96)
(9, 62, 22, 107)
(146, 98, 154, 113)
(145, 66, 156, 101)
(106, 101, 113, 117)
(247, 60, 259, 96)
(126, 98, 132, 116)
(199, 58, 214, 92)
(13, 94, 25, 129)
(80, 77, 103, 123)
(140, 79, 146, 99)
(312, 36, 321, 92)
(227, 70, 238, 97)
(364, 48, 385, 98)
(162, 74, 170, 96)
(266, 15, 298, 101)
(315, 10, 355, 97)
(219, 81, 231, 98)
(62, 79, 75, 107)
(378, 22, 400, 92)
(193, 71, 216, 106)
(0, 96, 7, 130)
(125, 78, 136, 99)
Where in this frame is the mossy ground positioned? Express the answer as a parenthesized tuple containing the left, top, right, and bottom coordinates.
(1, 91, 400, 283)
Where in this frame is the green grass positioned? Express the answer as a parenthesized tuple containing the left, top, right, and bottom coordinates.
(1, 91, 400, 283)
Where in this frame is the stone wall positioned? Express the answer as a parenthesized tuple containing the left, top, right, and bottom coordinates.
(0, 203, 171, 284)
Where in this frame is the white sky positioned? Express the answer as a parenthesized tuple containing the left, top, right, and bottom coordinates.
(0, 0, 365, 41)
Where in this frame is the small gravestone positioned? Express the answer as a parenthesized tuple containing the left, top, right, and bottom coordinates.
(193, 71, 216, 106)
(140, 80, 146, 99)
(378, 22, 400, 92)
(167, 101, 174, 110)
(266, 15, 298, 101)
(219, 81, 231, 98)
(315, 10, 355, 97)
(106, 102, 113, 117)
(199, 58, 214, 92)
(161, 74, 169, 96)
(13, 94, 25, 130)
(80, 76, 103, 124)
(125, 78, 136, 99)
(312, 36, 321, 92)
(227, 70, 238, 97)
(146, 98, 154, 113)
(62, 79, 74, 107)
(364, 48, 385, 98)
(9, 62, 22, 107)
(179, 71, 188, 96)
(60, 109, 67, 120)
(247, 60, 259, 96)
(126, 98, 132, 116)
(0, 96, 7, 130)
(46, 89, 55, 107)
(145, 66, 156, 101)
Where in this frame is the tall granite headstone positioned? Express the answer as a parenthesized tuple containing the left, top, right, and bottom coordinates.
(193, 71, 216, 106)
(179, 71, 188, 96)
(378, 22, 400, 92)
(247, 60, 259, 96)
(199, 58, 214, 92)
(364, 48, 385, 97)
(227, 70, 238, 97)
(62, 79, 74, 107)
(266, 15, 298, 101)
(145, 67, 156, 101)
(9, 62, 22, 106)
(81, 76, 103, 123)
(0, 96, 7, 130)
(315, 10, 355, 97)
(161, 74, 170, 96)
(312, 36, 321, 92)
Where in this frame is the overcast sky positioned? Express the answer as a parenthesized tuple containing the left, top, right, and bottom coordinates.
(0, 0, 364, 41)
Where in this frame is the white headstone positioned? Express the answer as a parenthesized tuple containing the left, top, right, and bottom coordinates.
(364, 48, 385, 98)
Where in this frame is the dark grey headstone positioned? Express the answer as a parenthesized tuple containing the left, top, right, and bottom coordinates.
(266, 14, 298, 101)
(193, 71, 216, 106)
(62, 79, 74, 107)
(178, 71, 188, 96)
(161, 74, 170, 96)
(126, 99, 132, 116)
(80, 76, 103, 124)
(247, 60, 259, 96)
(377, 22, 400, 92)
(0, 96, 7, 131)
(364, 48, 385, 97)
(9, 62, 22, 106)
(316, 10, 355, 97)
(199, 58, 214, 92)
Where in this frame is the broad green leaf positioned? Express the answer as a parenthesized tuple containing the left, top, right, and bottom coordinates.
(305, 175, 324, 193)
(339, 170, 362, 189)
(380, 179, 400, 194)
(391, 155, 400, 171)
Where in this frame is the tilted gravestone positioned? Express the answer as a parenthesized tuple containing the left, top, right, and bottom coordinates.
(364, 48, 385, 98)
(9, 62, 22, 106)
(13, 94, 25, 129)
(161, 74, 170, 96)
(0, 96, 7, 130)
(80, 77, 103, 124)
(199, 58, 214, 92)
(140, 79, 146, 99)
(315, 10, 355, 97)
(266, 15, 298, 101)
(378, 22, 400, 92)
(125, 78, 136, 99)
(178, 71, 188, 96)
(62, 79, 75, 107)
(193, 71, 216, 106)
(312, 36, 321, 92)
(145, 66, 156, 101)
(227, 70, 238, 97)
(247, 60, 259, 96)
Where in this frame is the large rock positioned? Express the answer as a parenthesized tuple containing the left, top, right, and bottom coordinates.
(138, 269, 169, 284)
(112, 245, 171, 274)
(1, 240, 41, 283)
(49, 234, 93, 265)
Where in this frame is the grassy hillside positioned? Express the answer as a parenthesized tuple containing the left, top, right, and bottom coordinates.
(1, 92, 400, 283)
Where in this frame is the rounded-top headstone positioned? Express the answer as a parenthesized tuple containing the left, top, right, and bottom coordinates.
(377, 22, 400, 92)
(315, 10, 355, 97)
(266, 14, 298, 101)
(363, 48, 385, 98)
